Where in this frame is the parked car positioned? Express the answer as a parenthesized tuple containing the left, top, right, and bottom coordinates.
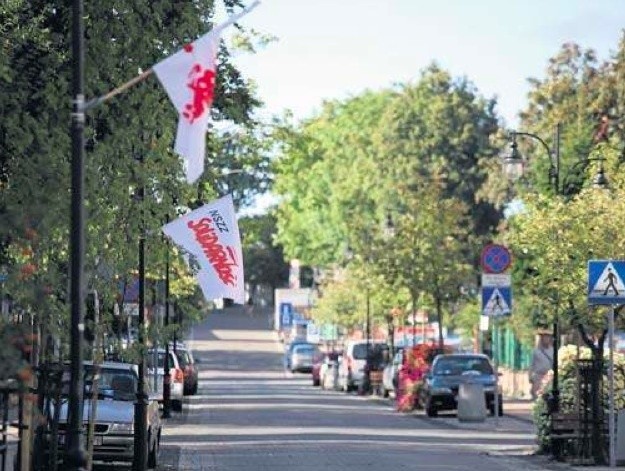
(289, 343, 319, 373)
(338, 340, 389, 392)
(54, 361, 162, 468)
(147, 347, 185, 411)
(418, 353, 503, 417)
(382, 347, 404, 397)
(312, 351, 340, 387)
(284, 340, 315, 371)
(174, 346, 199, 396)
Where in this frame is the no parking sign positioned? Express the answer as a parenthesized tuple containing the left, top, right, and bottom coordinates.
(480, 244, 512, 274)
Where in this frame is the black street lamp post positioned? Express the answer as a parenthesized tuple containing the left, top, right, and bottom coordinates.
(503, 123, 562, 414)
(133, 155, 148, 471)
(162, 221, 172, 419)
(67, 0, 87, 469)
(502, 122, 608, 416)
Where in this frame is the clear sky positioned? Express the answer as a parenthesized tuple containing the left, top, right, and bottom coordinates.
(229, 0, 625, 128)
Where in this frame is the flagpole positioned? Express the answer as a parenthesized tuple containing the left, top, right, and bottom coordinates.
(162, 215, 172, 419)
(67, 0, 87, 470)
(84, 0, 261, 111)
(133, 150, 148, 471)
(84, 69, 153, 110)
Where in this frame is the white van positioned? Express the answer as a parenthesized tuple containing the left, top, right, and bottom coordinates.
(338, 340, 388, 392)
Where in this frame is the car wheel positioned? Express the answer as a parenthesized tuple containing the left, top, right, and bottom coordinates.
(488, 397, 504, 416)
(172, 399, 183, 412)
(425, 399, 438, 417)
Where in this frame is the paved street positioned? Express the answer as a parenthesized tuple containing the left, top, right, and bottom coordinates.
(158, 307, 544, 471)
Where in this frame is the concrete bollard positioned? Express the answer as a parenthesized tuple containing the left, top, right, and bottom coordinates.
(457, 381, 487, 422)
(616, 409, 625, 465)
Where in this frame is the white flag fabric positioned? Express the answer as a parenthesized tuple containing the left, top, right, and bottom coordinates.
(162, 194, 244, 304)
(153, 1, 260, 183)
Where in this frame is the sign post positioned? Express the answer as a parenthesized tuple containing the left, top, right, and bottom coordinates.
(588, 260, 625, 468)
(481, 244, 512, 429)
(609, 305, 615, 468)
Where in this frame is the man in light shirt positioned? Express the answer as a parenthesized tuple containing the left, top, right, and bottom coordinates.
(529, 331, 553, 400)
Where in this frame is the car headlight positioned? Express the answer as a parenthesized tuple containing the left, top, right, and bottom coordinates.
(109, 422, 134, 433)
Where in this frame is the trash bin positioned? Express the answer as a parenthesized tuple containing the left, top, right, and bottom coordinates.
(457, 381, 487, 422)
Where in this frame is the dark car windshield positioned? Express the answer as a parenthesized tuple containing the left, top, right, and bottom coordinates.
(62, 366, 138, 402)
(352, 343, 388, 360)
(433, 357, 493, 376)
(146, 351, 175, 369)
(92, 368, 137, 401)
(293, 345, 317, 354)
(176, 350, 192, 368)
(288, 342, 314, 352)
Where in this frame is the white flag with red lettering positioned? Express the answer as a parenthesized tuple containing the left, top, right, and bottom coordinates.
(153, 2, 260, 183)
(162, 194, 244, 304)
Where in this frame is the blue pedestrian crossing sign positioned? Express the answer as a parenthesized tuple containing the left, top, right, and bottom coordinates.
(279, 302, 294, 328)
(482, 287, 511, 317)
(588, 260, 625, 305)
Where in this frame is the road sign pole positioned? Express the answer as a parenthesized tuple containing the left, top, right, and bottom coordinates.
(609, 304, 616, 468)
(493, 317, 499, 428)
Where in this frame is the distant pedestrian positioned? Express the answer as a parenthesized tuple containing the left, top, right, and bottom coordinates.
(529, 331, 553, 400)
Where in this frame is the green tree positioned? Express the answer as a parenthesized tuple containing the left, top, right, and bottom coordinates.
(272, 66, 503, 346)
(239, 213, 289, 298)
(501, 34, 625, 354)
(505, 186, 625, 354)
(0, 0, 266, 371)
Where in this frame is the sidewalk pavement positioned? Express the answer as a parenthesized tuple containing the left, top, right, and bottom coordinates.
(504, 397, 535, 423)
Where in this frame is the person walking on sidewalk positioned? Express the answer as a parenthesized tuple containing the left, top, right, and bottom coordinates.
(529, 331, 553, 400)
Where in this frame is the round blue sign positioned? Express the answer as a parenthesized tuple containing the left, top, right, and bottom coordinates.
(481, 244, 512, 274)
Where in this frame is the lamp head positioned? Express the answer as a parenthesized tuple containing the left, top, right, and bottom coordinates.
(502, 133, 525, 181)
(592, 165, 609, 189)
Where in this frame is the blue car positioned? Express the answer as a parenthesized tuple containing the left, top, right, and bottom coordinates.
(419, 353, 503, 417)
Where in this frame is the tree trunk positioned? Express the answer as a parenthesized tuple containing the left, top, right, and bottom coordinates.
(436, 296, 444, 349)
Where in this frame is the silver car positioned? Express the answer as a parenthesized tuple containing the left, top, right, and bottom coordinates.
(382, 349, 404, 397)
(290, 344, 318, 372)
(147, 347, 185, 411)
(56, 362, 162, 467)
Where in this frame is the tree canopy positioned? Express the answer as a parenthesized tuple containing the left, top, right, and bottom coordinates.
(0, 0, 269, 368)
(272, 65, 504, 335)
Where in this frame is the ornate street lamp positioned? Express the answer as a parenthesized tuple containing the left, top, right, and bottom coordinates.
(501, 122, 608, 417)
